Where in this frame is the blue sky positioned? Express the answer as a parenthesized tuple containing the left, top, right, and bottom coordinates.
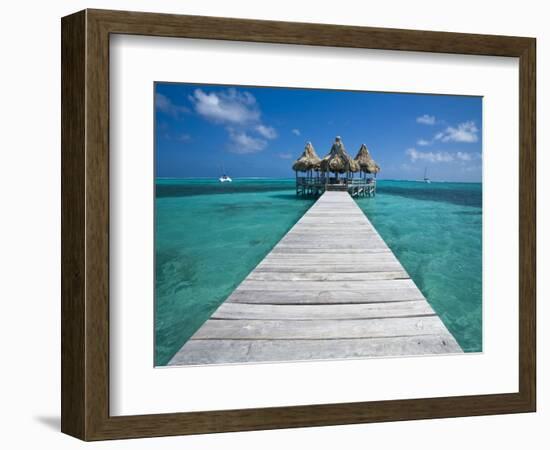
(155, 83, 482, 182)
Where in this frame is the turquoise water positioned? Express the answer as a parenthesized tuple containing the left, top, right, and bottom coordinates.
(155, 179, 315, 365)
(356, 181, 482, 353)
(155, 178, 482, 365)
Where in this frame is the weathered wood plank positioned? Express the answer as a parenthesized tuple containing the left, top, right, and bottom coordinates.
(238, 279, 416, 291)
(264, 254, 393, 261)
(279, 238, 384, 245)
(170, 335, 462, 365)
(246, 271, 409, 281)
(281, 234, 377, 239)
(212, 301, 434, 320)
(298, 217, 369, 221)
(275, 242, 388, 249)
(254, 264, 403, 273)
(260, 253, 398, 265)
(265, 250, 392, 257)
(261, 255, 400, 264)
(192, 317, 450, 340)
(296, 221, 371, 226)
(226, 289, 426, 304)
(260, 259, 401, 267)
(270, 246, 391, 255)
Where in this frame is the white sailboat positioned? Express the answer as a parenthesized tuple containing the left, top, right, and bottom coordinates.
(218, 165, 232, 183)
(423, 167, 431, 184)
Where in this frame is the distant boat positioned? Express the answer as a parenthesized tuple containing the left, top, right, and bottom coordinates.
(423, 167, 431, 184)
(218, 164, 232, 183)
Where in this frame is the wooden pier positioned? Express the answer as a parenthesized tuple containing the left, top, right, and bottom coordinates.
(296, 176, 376, 197)
(169, 191, 462, 366)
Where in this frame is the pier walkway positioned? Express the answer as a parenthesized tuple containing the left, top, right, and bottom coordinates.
(169, 191, 462, 365)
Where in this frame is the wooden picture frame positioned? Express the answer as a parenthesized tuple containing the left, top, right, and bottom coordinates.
(61, 9, 536, 441)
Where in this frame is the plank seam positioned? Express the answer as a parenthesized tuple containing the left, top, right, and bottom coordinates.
(210, 314, 437, 321)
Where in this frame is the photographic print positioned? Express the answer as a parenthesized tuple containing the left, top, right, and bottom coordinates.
(61, 11, 535, 439)
(154, 83, 482, 367)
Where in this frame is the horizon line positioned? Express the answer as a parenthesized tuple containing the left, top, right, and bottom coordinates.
(156, 176, 482, 183)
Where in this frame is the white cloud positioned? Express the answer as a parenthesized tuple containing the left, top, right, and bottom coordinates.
(189, 88, 260, 124)
(291, 128, 301, 136)
(255, 124, 277, 139)
(189, 88, 280, 154)
(278, 152, 293, 159)
(155, 93, 190, 117)
(457, 151, 481, 161)
(416, 114, 436, 125)
(227, 129, 267, 154)
(406, 148, 454, 163)
(406, 148, 481, 164)
(416, 121, 479, 147)
(435, 121, 479, 143)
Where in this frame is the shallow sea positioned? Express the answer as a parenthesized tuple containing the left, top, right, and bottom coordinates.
(155, 178, 482, 365)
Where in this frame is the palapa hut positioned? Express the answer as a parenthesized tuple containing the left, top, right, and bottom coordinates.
(292, 142, 321, 178)
(293, 137, 377, 197)
(354, 143, 380, 178)
(320, 136, 360, 180)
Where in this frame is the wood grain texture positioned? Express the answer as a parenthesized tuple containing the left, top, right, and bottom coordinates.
(518, 36, 537, 411)
(246, 271, 409, 281)
(169, 336, 461, 365)
(237, 279, 415, 291)
(61, 8, 536, 440)
(212, 301, 434, 320)
(192, 317, 449, 340)
(61, 10, 86, 439)
(86, 8, 533, 57)
(226, 289, 426, 304)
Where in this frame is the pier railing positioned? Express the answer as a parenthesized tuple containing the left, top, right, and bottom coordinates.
(296, 176, 375, 197)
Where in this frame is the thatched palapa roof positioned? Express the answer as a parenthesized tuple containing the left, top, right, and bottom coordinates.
(320, 136, 360, 173)
(354, 143, 380, 174)
(292, 142, 321, 172)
